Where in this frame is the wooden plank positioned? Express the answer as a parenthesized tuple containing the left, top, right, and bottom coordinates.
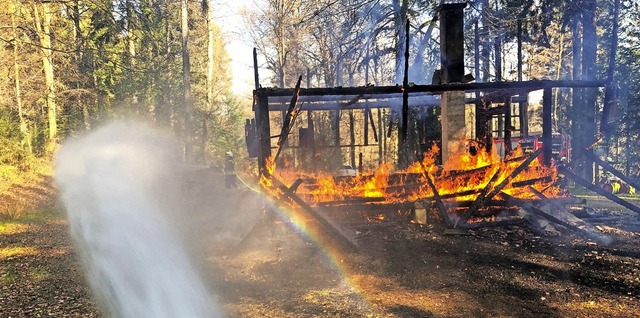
(457, 148, 543, 226)
(417, 158, 453, 227)
(501, 192, 610, 243)
(511, 176, 553, 188)
(271, 176, 359, 251)
(455, 167, 503, 227)
(559, 166, 640, 214)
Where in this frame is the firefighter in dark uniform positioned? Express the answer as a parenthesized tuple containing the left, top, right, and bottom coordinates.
(224, 151, 237, 189)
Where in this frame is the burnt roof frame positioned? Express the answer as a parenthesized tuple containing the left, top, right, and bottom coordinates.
(253, 79, 608, 174)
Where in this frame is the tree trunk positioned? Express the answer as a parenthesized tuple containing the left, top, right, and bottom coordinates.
(207, 3, 215, 112)
(33, 2, 57, 152)
(393, 0, 408, 83)
(553, 31, 566, 132)
(72, 0, 90, 130)
(181, 0, 194, 163)
(571, 20, 582, 165)
(11, 1, 30, 152)
(126, 0, 136, 64)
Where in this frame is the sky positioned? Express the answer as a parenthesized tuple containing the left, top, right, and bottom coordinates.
(213, 0, 262, 100)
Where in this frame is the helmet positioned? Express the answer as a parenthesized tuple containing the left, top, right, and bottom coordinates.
(226, 151, 233, 157)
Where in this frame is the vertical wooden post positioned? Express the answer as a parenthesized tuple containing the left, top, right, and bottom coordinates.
(256, 92, 271, 177)
(517, 19, 528, 138)
(474, 21, 482, 141)
(334, 110, 340, 147)
(505, 96, 512, 155)
(399, 19, 410, 168)
(543, 87, 553, 166)
(364, 108, 369, 146)
(253, 48, 260, 90)
(378, 108, 383, 164)
(495, 21, 503, 139)
(349, 110, 356, 168)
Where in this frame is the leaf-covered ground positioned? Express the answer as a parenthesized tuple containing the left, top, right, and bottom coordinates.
(2, 174, 640, 317)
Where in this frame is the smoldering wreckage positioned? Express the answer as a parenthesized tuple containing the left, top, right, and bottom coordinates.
(226, 2, 640, 316)
(243, 3, 637, 244)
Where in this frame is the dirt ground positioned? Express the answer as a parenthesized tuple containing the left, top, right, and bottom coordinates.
(2, 173, 640, 317)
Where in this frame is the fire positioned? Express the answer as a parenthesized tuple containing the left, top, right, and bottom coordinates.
(260, 143, 565, 209)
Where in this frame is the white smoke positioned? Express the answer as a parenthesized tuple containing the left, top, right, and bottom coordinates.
(55, 121, 222, 318)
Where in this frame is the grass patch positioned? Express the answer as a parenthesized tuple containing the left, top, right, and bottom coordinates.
(0, 266, 19, 284)
(0, 222, 31, 235)
(0, 246, 39, 260)
(30, 267, 51, 281)
(564, 299, 627, 315)
(0, 157, 55, 220)
(0, 209, 59, 231)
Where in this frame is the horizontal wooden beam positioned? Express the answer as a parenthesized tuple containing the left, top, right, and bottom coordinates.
(255, 80, 607, 98)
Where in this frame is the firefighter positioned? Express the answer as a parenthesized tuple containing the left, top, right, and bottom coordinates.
(224, 151, 237, 189)
(557, 157, 568, 188)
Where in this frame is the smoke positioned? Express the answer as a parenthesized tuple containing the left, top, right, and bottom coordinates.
(55, 121, 223, 318)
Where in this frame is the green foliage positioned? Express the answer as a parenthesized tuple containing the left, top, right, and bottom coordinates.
(0, 0, 245, 174)
(0, 108, 31, 170)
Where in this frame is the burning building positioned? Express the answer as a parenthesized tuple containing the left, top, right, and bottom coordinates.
(244, 2, 631, 235)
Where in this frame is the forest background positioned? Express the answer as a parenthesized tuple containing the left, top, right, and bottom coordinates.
(2, 0, 640, 215)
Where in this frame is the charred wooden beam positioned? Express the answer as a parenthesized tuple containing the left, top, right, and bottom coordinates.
(511, 176, 553, 188)
(273, 76, 303, 164)
(401, 18, 410, 146)
(368, 108, 378, 142)
(255, 80, 607, 98)
(484, 149, 544, 200)
(456, 167, 503, 227)
(542, 87, 553, 165)
(317, 197, 387, 206)
(270, 176, 359, 250)
(580, 148, 640, 191)
(282, 178, 304, 196)
(417, 157, 453, 227)
(457, 148, 544, 226)
(504, 97, 513, 156)
(256, 93, 271, 176)
(443, 200, 519, 208)
(500, 192, 609, 243)
(558, 166, 640, 214)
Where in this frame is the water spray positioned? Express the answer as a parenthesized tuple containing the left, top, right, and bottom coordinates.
(55, 121, 222, 318)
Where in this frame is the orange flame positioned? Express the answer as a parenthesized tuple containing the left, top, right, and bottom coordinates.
(260, 144, 564, 206)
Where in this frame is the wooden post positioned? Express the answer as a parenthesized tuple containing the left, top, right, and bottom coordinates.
(256, 92, 271, 177)
(504, 96, 512, 155)
(474, 21, 483, 142)
(495, 21, 504, 139)
(543, 87, 553, 165)
(364, 107, 369, 146)
(253, 48, 260, 90)
(517, 19, 529, 138)
(400, 19, 410, 168)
